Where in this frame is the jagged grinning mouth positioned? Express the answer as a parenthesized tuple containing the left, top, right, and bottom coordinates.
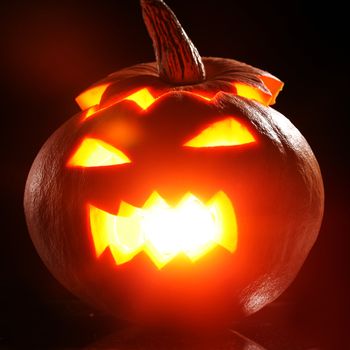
(89, 191, 237, 269)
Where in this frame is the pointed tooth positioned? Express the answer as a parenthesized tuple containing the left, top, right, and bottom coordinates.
(185, 242, 215, 262)
(208, 191, 237, 253)
(143, 191, 169, 209)
(109, 244, 141, 265)
(178, 192, 197, 206)
(115, 215, 144, 252)
(89, 204, 118, 257)
(144, 242, 176, 269)
(118, 201, 137, 217)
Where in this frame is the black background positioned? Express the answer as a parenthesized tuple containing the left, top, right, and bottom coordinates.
(1, 0, 349, 349)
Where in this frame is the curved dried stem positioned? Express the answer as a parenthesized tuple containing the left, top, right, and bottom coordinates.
(141, 0, 206, 84)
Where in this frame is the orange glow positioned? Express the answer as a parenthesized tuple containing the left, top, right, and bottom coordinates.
(184, 117, 255, 148)
(77, 87, 219, 123)
(258, 75, 284, 105)
(75, 83, 110, 110)
(89, 191, 237, 269)
(78, 87, 214, 121)
(120, 88, 212, 109)
(79, 88, 157, 121)
(233, 82, 270, 105)
(82, 105, 100, 121)
(190, 92, 212, 101)
(67, 138, 131, 167)
(124, 88, 157, 110)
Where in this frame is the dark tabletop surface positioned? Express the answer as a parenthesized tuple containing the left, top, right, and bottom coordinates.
(0, 297, 347, 349)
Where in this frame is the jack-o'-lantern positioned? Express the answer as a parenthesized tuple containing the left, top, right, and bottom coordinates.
(24, 0, 324, 328)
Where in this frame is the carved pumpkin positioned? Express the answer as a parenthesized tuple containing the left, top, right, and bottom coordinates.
(24, 0, 324, 328)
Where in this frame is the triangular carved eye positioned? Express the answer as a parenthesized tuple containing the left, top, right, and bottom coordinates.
(67, 138, 131, 167)
(184, 117, 256, 148)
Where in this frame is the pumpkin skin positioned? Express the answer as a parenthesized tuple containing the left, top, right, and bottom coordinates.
(24, 1, 324, 329)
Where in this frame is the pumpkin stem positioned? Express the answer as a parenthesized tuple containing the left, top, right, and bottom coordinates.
(140, 0, 206, 84)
